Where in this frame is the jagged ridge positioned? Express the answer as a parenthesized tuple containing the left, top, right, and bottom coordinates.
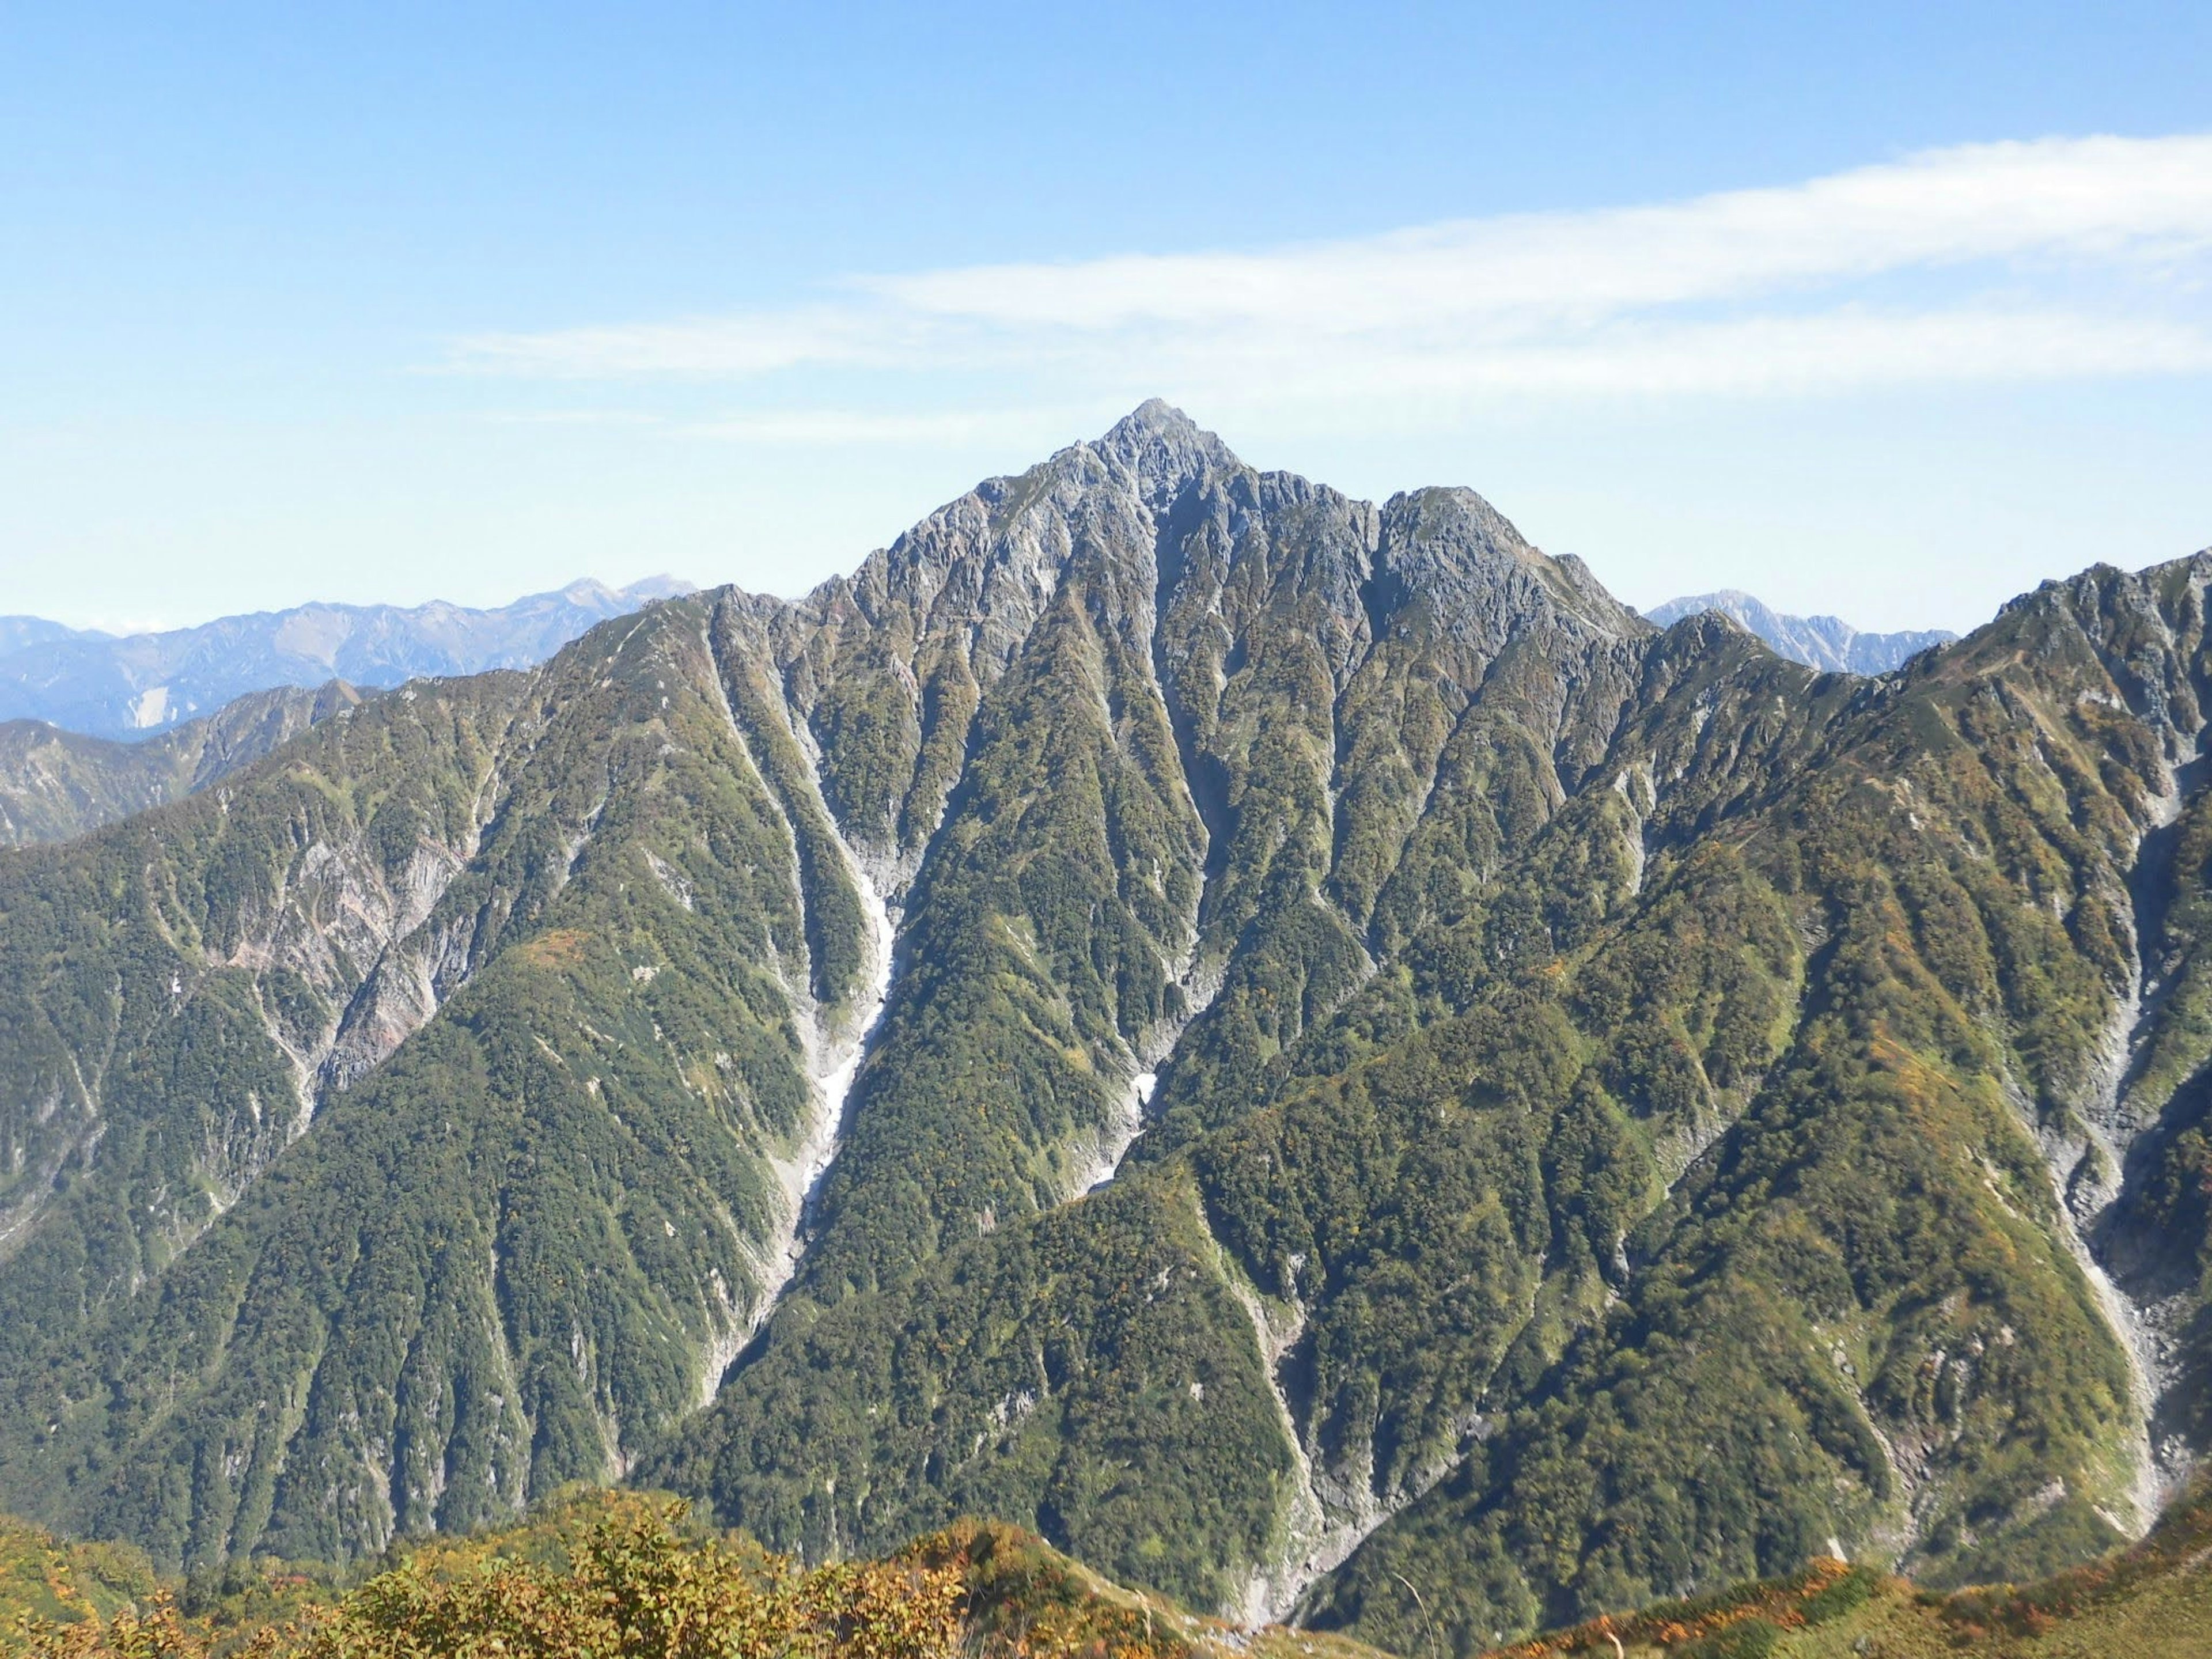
(0, 408, 2207, 1656)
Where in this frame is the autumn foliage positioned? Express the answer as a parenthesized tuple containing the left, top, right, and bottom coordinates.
(16, 1501, 966, 1659)
(1479, 1555, 1876, 1658)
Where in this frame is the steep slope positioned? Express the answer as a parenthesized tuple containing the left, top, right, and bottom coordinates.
(0, 682, 361, 847)
(1646, 590, 1954, 673)
(2, 407, 2209, 1652)
(0, 578, 691, 739)
(649, 406, 1673, 1609)
(0, 603, 892, 1565)
(1267, 559, 2212, 1645)
(654, 434, 2212, 1631)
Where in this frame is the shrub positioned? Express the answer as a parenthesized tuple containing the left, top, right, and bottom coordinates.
(20, 1504, 966, 1659)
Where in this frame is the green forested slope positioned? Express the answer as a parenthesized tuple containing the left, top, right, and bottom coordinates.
(1, 406, 2207, 1657)
(0, 603, 893, 1564)
(656, 414, 2212, 1638)
(1472, 1469, 2212, 1657)
(0, 683, 358, 847)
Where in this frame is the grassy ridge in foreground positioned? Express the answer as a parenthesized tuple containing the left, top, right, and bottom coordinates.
(0, 1519, 158, 1634)
(2, 1491, 1392, 1659)
(11, 1484, 2212, 1659)
(8, 1482, 2211, 1659)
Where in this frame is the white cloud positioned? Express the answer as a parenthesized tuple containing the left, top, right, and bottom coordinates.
(1190, 308, 2212, 406)
(870, 135, 2212, 329)
(448, 134, 2212, 409)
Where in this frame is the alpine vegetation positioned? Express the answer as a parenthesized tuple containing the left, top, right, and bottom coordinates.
(1, 406, 2209, 1654)
(0, 682, 363, 848)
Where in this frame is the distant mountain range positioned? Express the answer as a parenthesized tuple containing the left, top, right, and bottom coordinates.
(0, 577, 694, 740)
(2, 404, 2207, 1654)
(0, 575, 1943, 760)
(1644, 588, 1955, 672)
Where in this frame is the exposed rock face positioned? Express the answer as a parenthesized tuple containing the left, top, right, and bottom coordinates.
(1647, 588, 1956, 673)
(1, 406, 2209, 1650)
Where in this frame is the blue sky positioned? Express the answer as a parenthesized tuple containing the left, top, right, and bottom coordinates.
(2, 2, 2208, 635)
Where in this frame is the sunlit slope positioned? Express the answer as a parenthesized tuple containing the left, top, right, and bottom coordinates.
(2, 406, 2209, 1652)
(666, 448, 2212, 1640)
(0, 601, 888, 1563)
(0, 1493, 1399, 1659)
(1471, 1471, 2212, 1657)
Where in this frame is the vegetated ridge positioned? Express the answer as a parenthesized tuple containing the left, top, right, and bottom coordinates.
(0, 1490, 1391, 1659)
(1472, 1466, 2212, 1656)
(0, 405, 2209, 1654)
(5, 1462, 2208, 1659)
(0, 683, 363, 847)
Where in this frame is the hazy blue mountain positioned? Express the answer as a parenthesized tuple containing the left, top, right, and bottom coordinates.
(0, 578, 692, 740)
(1645, 588, 1955, 673)
(0, 617, 96, 658)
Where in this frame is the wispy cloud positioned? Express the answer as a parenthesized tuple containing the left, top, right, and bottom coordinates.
(449, 134, 2212, 413)
(677, 408, 1053, 445)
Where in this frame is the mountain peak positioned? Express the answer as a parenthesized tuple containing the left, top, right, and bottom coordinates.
(1091, 400, 1244, 496)
(554, 576, 694, 607)
(1107, 397, 1201, 439)
(7, 402, 2211, 1646)
(612, 574, 698, 604)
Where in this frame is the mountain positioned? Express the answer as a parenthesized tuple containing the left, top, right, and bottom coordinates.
(0, 617, 92, 658)
(1643, 589, 1955, 673)
(0, 578, 693, 740)
(0, 404, 2208, 1652)
(0, 681, 362, 847)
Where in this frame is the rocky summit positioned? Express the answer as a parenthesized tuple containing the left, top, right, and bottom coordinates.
(0, 404, 2209, 1654)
